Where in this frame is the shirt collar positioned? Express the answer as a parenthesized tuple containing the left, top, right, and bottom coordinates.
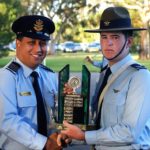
(110, 54, 136, 75)
(15, 57, 40, 78)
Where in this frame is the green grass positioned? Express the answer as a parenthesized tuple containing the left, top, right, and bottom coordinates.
(0, 51, 150, 72)
(0, 56, 13, 68)
(137, 60, 150, 70)
(46, 51, 102, 72)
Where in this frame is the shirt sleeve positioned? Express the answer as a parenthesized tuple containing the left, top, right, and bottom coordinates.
(93, 61, 102, 68)
(85, 69, 150, 146)
(137, 119, 150, 149)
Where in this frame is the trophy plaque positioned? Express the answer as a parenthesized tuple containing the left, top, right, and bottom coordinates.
(56, 64, 95, 130)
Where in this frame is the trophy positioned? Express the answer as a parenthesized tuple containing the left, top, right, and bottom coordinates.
(56, 64, 95, 130)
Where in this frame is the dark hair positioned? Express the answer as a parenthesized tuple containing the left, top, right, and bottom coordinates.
(122, 30, 133, 37)
(16, 35, 24, 41)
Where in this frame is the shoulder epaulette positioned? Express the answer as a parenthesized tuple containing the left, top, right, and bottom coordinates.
(6, 62, 21, 74)
(131, 63, 147, 70)
(40, 64, 54, 72)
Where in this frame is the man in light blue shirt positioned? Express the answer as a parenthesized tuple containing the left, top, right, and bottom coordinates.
(84, 56, 108, 69)
(0, 15, 69, 150)
(58, 6, 150, 150)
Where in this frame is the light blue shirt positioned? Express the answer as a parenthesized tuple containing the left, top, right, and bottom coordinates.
(137, 116, 150, 149)
(85, 54, 150, 150)
(92, 58, 108, 68)
(92, 61, 102, 68)
(0, 58, 58, 150)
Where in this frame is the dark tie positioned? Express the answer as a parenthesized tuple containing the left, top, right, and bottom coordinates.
(96, 67, 111, 129)
(31, 71, 47, 136)
(91, 65, 108, 115)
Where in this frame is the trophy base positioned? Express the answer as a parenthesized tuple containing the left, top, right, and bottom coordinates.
(55, 123, 96, 131)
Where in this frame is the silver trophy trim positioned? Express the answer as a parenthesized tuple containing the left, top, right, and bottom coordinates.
(68, 76, 81, 93)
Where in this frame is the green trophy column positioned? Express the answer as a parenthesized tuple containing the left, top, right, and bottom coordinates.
(58, 64, 70, 123)
(81, 65, 90, 125)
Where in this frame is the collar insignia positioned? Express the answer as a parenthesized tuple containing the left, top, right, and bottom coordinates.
(113, 89, 120, 93)
(34, 19, 44, 31)
(104, 21, 110, 26)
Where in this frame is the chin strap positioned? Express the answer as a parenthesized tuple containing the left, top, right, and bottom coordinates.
(104, 35, 128, 61)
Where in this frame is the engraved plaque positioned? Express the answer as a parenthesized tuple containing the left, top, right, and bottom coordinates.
(64, 94, 84, 124)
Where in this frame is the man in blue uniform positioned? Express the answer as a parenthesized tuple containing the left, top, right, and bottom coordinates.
(0, 15, 69, 150)
(58, 7, 150, 149)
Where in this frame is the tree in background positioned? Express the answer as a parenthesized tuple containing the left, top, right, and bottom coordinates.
(122, 0, 150, 59)
(20, 0, 86, 54)
(0, 0, 25, 57)
(88, 0, 150, 59)
(0, 0, 150, 59)
(0, 0, 25, 46)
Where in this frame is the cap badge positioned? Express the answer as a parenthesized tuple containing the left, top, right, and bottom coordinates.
(34, 19, 44, 31)
(104, 21, 110, 26)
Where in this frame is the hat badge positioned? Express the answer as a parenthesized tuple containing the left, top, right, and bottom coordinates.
(104, 21, 110, 26)
(34, 19, 44, 31)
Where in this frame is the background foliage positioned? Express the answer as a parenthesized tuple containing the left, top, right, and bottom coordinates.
(0, 0, 150, 58)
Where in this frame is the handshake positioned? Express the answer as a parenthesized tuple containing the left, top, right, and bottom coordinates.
(44, 121, 85, 150)
(44, 131, 71, 150)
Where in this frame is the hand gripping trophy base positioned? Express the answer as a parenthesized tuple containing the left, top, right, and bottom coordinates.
(55, 123, 96, 131)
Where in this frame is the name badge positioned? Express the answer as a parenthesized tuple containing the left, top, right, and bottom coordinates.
(19, 92, 31, 96)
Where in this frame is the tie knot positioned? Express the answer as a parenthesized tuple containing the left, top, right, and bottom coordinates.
(31, 71, 38, 79)
(106, 67, 111, 75)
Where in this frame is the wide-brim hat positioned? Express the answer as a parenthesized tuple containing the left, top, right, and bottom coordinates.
(85, 7, 146, 33)
(12, 15, 55, 40)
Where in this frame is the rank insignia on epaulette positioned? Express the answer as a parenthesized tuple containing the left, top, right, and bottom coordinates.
(131, 64, 146, 70)
(7, 61, 21, 74)
(19, 92, 31, 96)
(40, 64, 54, 72)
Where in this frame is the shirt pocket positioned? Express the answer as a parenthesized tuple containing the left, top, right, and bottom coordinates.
(116, 93, 126, 105)
(43, 89, 55, 108)
(116, 92, 126, 122)
(17, 91, 36, 108)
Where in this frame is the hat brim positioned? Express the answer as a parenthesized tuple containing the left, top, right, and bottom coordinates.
(17, 33, 50, 40)
(84, 27, 147, 33)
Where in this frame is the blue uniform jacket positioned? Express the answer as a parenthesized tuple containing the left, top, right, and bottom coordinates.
(0, 58, 58, 150)
(86, 55, 150, 150)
